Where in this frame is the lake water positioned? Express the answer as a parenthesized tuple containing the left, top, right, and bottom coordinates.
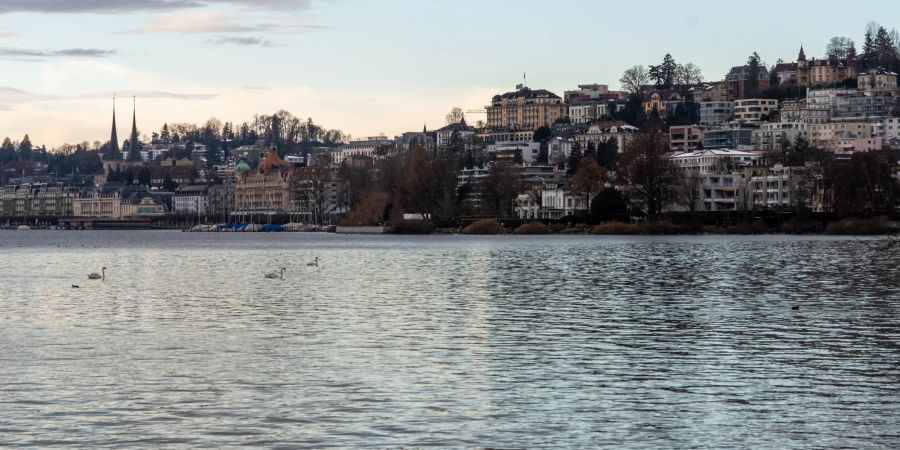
(1, 232, 898, 448)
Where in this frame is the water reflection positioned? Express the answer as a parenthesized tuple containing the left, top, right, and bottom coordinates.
(0, 232, 898, 448)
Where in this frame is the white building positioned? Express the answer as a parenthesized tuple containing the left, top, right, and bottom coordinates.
(575, 121, 638, 153)
(539, 187, 587, 219)
(752, 122, 808, 151)
(568, 101, 608, 125)
(749, 165, 806, 209)
(173, 185, 209, 215)
(670, 150, 763, 212)
(435, 119, 476, 149)
(548, 137, 574, 166)
(669, 149, 762, 174)
(487, 141, 541, 165)
(332, 137, 393, 165)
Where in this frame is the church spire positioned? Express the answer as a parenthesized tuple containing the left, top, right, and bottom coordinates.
(127, 96, 142, 162)
(109, 95, 121, 160)
(798, 45, 807, 62)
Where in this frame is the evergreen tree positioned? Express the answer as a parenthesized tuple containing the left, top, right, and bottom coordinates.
(138, 167, 151, 186)
(163, 174, 178, 191)
(17, 134, 33, 160)
(160, 123, 170, 142)
(862, 29, 876, 66)
(746, 52, 762, 97)
(0, 137, 16, 165)
(567, 142, 583, 176)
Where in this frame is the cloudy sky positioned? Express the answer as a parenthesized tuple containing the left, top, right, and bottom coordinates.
(0, 0, 897, 147)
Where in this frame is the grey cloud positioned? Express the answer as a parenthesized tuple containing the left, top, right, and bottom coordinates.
(0, 46, 117, 60)
(0, 0, 313, 14)
(0, 86, 217, 103)
(207, 36, 275, 47)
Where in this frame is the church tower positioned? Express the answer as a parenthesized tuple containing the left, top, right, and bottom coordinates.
(109, 96, 121, 160)
(126, 97, 142, 163)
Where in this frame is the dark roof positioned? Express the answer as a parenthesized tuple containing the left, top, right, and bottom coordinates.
(437, 118, 475, 133)
(492, 87, 561, 102)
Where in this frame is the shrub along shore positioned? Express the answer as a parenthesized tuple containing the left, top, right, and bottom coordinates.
(441, 214, 899, 236)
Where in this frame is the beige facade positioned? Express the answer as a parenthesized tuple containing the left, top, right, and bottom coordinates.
(733, 99, 778, 123)
(809, 122, 877, 151)
(73, 187, 168, 219)
(795, 47, 857, 86)
(234, 151, 297, 214)
(486, 87, 566, 131)
(669, 125, 705, 151)
(643, 90, 683, 114)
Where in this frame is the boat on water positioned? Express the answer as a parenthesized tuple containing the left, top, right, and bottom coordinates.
(17, 225, 31, 230)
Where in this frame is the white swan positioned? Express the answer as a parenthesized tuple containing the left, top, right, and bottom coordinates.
(307, 257, 319, 267)
(88, 267, 106, 280)
(265, 267, 286, 279)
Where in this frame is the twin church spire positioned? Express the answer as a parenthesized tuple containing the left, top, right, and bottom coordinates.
(109, 95, 141, 162)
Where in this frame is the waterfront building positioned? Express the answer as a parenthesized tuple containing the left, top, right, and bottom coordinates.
(749, 165, 810, 209)
(234, 151, 297, 216)
(173, 185, 210, 215)
(0, 183, 79, 218)
(73, 184, 169, 219)
(538, 186, 587, 219)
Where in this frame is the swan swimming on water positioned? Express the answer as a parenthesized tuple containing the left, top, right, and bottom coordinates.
(265, 268, 286, 279)
(307, 257, 319, 267)
(88, 267, 106, 280)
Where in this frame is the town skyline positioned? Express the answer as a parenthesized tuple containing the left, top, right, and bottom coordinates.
(1, 0, 900, 147)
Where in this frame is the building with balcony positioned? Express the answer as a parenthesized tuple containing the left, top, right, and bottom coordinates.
(486, 87, 567, 131)
(699, 101, 735, 126)
(733, 99, 778, 123)
(669, 125, 705, 152)
(752, 122, 808, 151)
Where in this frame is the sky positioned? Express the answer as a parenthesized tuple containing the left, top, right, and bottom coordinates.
(0, 0, 898, 148)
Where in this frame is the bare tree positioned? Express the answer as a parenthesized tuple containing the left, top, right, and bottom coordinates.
(294, 165, 334, 225)
(618, 132, 676, 218)
(445, 107, 465, 125)
(480, 162, 521, 217)
(675, 169, 702, 217)
(620, 65, 650, 95)
(571, 157, 607, 211)
(825, 36, 856, 59)
(675, 63, 704, 86)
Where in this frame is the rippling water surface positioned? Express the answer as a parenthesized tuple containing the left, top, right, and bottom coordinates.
(1, 231, 899, 448)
